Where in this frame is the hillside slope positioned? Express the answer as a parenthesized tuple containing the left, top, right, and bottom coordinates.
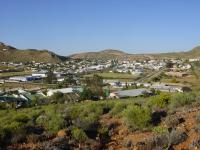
(0, 42, 67, 63)
(70, 49, 151, 60)
(70, 46, 200, 60)
(150, 46, 200, 59)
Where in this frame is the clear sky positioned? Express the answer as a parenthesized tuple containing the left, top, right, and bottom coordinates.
(0, 0, 200, 55)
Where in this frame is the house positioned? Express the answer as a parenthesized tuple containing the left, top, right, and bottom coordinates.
(32, 70, 48, 78)
(47, 88, 74, 96)
(9, 76, 41, 82)
(151, 84, 185, 92)
(109, 88, 151, 99)
(189, 58, 200, 62)
(165, 71, 188, 77)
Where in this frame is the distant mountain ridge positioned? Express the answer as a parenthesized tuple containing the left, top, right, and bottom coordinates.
(69, 49, 150, 60)
(1, 42, 200, 63)
(70, 46, 200, 60)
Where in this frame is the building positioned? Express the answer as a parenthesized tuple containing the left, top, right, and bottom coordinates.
(165, 71, 188, 77)
(109, 88, 151, 99)
(47, 88, 74, 96)
(151, 83, 188, 92)
(32, 71, 47, 78)
(9, 76, 41, 82)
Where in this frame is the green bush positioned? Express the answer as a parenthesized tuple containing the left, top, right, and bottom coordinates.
(74, 103, 103, 131)
(14, 114, 30, 123)
(72, 127, 88, 142)
(36, 111, 65, 133)
(51, 92, 64, 103)
(152, 126, 168, 134)
(122, 105, 151, 130)
(147, 93, 170, 109)
(169, 92, 195, 109)
(0, 103, 7, 110)
(110, 102, 127, 116)
(48, 114, 65, 133)
(80, 87, 93, 100)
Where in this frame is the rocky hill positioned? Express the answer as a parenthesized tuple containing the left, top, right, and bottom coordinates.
(0, 42, 68, 63)
(69, 46, 200, 60)
(69, 49, 151, 60)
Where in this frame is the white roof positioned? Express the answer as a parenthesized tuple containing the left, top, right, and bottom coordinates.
(48, 88, 73, 94)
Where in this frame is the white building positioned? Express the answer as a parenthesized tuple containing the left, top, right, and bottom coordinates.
(47, 88, 73, 96)
(32, 71, 47, 78)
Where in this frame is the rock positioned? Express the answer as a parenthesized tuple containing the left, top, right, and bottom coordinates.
(188, 138, 200, 149)
(165, 116, 185, 128)
(57, 129, 69, 137)
(123, 138, 133, 148)
(38, 137, 71, 150)
(169, 130, 188, 145)
(135, 133, 170, 150)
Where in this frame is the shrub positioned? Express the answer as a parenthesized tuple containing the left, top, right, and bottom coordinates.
(143, 133, 169, 149)
(10, 130, 26, 144)
(71, 128, 88, 142)
(152, 126, 168, 134)
(51, 92, 64, 103)
(164, 116, 184, 128)
(0, 127, 12, 145)
(36, 114, 49, 127)
(0, 103, 7, 110)
(74, 113, 99, 132)
(36, 111, 65, 133)
(7, 121, 23, 130)
(110, 102, 127, 116)
(80, 87, 93, 100)
(14, 114, 30, 123)
(169, 92, 195, 109)
(122, 105, 151, 130)
(147, 93, 170, 109)
(47, 114, 65, 133)
(194, 124, 200, 133)
(27, 134, 40, 143)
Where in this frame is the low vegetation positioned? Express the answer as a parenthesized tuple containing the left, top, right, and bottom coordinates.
(0, 90, 200, 149)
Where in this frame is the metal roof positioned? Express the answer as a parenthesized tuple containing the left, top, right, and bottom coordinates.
(117, 88, 150, 98)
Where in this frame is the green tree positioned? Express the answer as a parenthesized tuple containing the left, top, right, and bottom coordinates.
(80, 87, 93, 100)
(64, 74, 76, 86)
(45, 70, 56, 84)
(83, 74, 104, 98)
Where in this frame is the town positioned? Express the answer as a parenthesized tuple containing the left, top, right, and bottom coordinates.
(1, 0, 200, 149)
(0, 57, 195, 108)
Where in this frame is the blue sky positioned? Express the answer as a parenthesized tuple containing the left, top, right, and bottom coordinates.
(0, 0, 200, 55)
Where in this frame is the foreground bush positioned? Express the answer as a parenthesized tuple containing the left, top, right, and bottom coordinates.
(110, 102, 127, 116)
(147, 93, 170, 109)
(72, 127, 88, 142)
(169, 92, 195, 109)
(122, 105, 151, 130)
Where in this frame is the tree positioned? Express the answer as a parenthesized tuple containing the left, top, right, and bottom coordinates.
(166, 61, 174, 68)
(64, 74, 76, 86)
(45, 70, 56, 84)
(84, 74, 104, 98)
(80, 87, 93, 100)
